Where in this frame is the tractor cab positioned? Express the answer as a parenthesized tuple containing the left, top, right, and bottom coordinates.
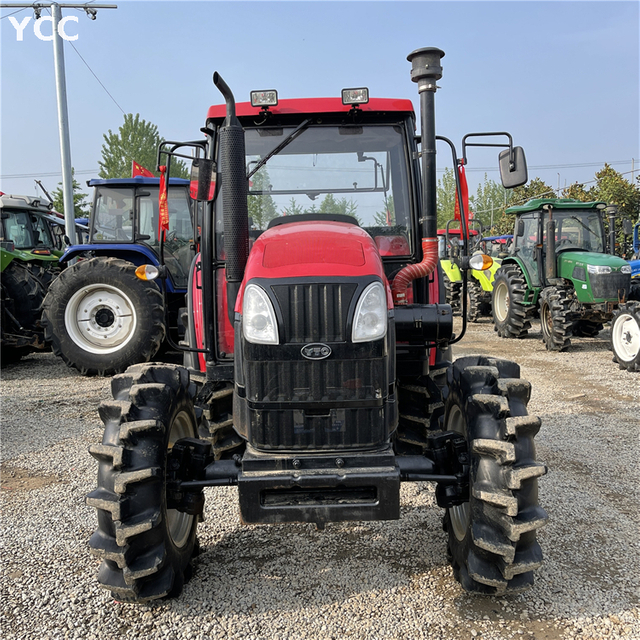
(84, 177, 195, 289)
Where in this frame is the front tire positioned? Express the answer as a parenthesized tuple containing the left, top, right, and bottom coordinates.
(442, 356, 547, 594)
(42, 257, 165, 376)
(611, 302, 640, 372)
(86, 364, 200, 602)
(539, 286, 573, 351)
(492, 265, 531, 338)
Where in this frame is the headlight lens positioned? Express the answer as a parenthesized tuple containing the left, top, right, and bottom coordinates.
(352, 281, 387, 343)
(587, 264, 612, 275)
(620, 265, 632, 274)
(242, 284, 279, 344)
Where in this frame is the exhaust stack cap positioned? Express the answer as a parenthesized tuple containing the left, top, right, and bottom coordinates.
(407, 47, 445, 92)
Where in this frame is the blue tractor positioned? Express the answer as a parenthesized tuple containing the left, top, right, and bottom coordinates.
(610, 221, 640, 372)
(42, 176, 196, 376)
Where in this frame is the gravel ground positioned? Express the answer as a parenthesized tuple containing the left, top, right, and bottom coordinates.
(1, 318, 639, 640)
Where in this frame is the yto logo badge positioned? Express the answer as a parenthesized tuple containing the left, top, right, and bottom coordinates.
(301, 343, 332, 360)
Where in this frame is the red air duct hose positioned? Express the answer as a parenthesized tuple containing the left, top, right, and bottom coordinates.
(391, 237, 439, 305)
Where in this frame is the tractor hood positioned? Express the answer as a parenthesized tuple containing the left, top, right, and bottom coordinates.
(558, 251, 629, 271)
(235, 220, 391, 312)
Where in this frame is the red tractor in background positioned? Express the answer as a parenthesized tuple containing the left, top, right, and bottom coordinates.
(87, 47, 547, 602)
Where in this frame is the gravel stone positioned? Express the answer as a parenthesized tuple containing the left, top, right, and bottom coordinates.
(1, 318, 639, 639)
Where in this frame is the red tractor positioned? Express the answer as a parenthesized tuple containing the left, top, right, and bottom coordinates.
(87, 48, 547, 602)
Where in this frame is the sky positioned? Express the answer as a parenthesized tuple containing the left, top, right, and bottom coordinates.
(1, 0, 638, 203)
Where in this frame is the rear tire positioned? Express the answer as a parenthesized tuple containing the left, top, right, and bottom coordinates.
(491, 265, 531, 338)
(42, 257, 165, 376)
(611, 302, 640, 372)
(539, 286, 573, 351)
(1, 261, 47, 364)
(86, 364, 200, 602)
(572, 319, 603, 338)
(442, 356, 547, 594)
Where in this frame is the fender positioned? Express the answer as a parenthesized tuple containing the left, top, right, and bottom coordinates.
(499, 256, 539, 306)
(440, 258, 462, 283)
(59, 244, 184, 293)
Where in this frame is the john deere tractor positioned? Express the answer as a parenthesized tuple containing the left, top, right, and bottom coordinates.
(0, 193, 65, 363)
(492, 198, 632, 351)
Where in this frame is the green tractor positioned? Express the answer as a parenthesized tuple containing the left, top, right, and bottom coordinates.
(0, 193, 66, 363)
(492, 198, 632, 351)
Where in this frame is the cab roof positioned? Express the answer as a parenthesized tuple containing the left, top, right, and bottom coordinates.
(506, 198, 606, 214)
(0, 193, 53, 212)
(206, 97, 415, 122)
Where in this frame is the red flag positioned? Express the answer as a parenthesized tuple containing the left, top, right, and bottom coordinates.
(132, 161, 155, 178)
(158, 165, 169, 239)
(453, 163, 470, 227)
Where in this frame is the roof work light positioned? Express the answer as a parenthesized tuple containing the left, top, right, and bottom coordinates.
(342, 88, 369, 105)
(251, 90, 278, 108)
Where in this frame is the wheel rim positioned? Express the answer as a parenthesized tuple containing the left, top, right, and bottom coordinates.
(166, 410, 195, 549)
(64, 284, 137, 354)
(541, 301, 552, 339)
(494, 281, 509, 322)
(446, 404, 469, 541)
(612, 313, 640, 362)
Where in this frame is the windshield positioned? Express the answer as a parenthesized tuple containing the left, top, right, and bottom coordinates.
(546, 210, 605, 253)
(216, 123, 413, 257)
(1, 209, 54, 250)
(91, 185, 194, 287)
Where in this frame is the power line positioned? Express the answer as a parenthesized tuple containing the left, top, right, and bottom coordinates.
(39, 5, 126, 115)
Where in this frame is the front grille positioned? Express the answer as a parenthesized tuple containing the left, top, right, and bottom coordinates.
(246, 358, 384, 403)
(590, 272, 631, 300)
(248, 405, 387, 450)
(272, 283, 357, 343)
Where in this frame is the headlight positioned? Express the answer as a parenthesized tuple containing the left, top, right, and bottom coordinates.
(352, 281, 387, 343)
(620, 265, 632, 274)
(587, 264, 612, 275)
(242, 284, 279, 344)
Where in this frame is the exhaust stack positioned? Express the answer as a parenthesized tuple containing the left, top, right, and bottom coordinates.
(392, 47, 444, 305)
(214, 72, 250, 320)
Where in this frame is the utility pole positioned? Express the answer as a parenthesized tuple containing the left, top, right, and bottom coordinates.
(1, 2, 117, 245)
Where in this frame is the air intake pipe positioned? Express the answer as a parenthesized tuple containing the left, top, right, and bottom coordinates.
(391, 47, 444, 305)
(214, 72, 250, 321)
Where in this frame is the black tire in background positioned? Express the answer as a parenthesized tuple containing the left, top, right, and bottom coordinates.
(1, 261, 47, 364)
(42, 257, 165, 376)
(86, 364, 200, 602)
(610, 302, 640, 372)
(491, 265, 532, 338)
(442, 356, 547, 594)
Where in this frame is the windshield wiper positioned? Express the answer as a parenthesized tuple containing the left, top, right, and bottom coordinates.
(569, 215, 598, 238)
(247, 119, 312, 181)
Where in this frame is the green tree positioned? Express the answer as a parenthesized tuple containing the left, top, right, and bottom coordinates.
(98, 113, 188, 179)
(468, 173, 511, 231)
(509, 177, 555, 206)
(51, 168, 89, 217)
(562, 165, 640, 255)
(436, 167, 457, 229)
(318, 193, 361, 224)
(247, 168, 277, 229)
(284, 197, 305, 216)
(373, 195, 395, 226)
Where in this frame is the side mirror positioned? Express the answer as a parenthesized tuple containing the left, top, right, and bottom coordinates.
(499, 146, 528, 189)
(516, 219, 525, 237)
(622, 219, 633, 235)
(190, 158, 217, 202)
